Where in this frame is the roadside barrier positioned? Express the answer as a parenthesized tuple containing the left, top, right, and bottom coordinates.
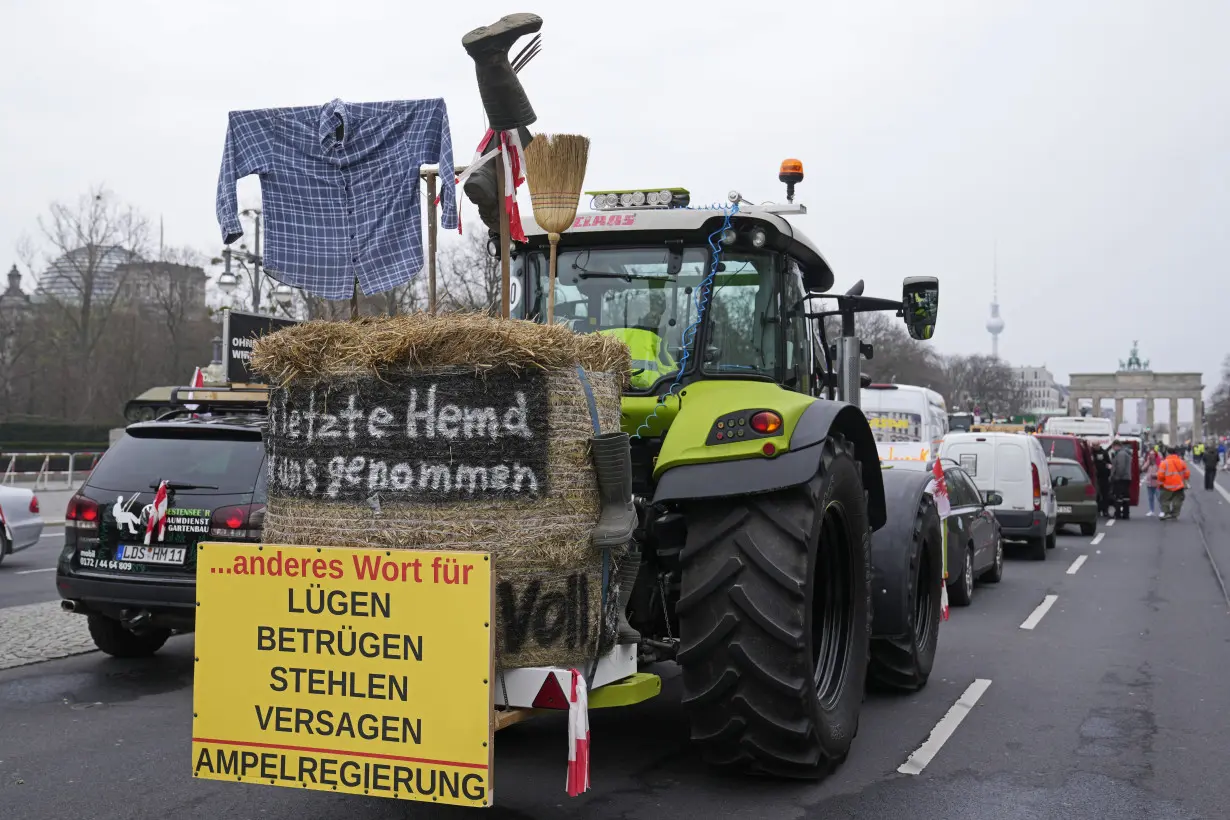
(1, 452, 102, 489)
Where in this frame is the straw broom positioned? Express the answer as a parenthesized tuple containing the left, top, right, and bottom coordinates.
(523, 134, 590, 324)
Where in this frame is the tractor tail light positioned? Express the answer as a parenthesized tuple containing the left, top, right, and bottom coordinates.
(750, 411, 782, 435)
(1085, 481, 1095, 499)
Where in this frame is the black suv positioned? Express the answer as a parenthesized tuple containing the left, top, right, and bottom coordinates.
(57, 405, 267, 657)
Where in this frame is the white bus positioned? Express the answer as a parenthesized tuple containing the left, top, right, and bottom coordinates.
(860, 383, 949, 461)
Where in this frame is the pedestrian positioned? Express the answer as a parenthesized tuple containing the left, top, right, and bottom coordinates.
(1092, 443, 1113, 518)
(1110, 440, 1134, 519)
(1202, 440, 1219, 490)
(1143, 449, 1161, 516)
(1219, 439, 1227, 468)
(1157, 447, 1191, 520)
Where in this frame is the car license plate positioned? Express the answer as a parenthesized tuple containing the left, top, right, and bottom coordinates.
(115, 544, 187, 565)
(1057, 505, 1073, 514)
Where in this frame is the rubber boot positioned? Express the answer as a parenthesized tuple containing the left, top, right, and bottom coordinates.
(590, 432, 636, 549)
(461, 13, 542, 131)
(615, 549, 641, 644)
(463, 128, 534, 236)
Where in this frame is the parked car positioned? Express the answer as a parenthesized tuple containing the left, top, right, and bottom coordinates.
(1048, 458, 1098, 536)
(880, 457, 1004, 607)
(0, 485, 45, 566)
(938, 432, 1057, 561)
(1035, 434, 1098, 494)
(57, 407, 267, 657)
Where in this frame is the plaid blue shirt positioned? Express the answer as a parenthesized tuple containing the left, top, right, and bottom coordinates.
(216, 98, 457, 299)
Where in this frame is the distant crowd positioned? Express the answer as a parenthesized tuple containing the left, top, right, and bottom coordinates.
(1094, 438, 1225, 522)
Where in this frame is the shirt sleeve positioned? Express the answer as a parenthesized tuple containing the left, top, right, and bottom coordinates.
(216, 111, 270, 244)
(433, 100, 458, 232)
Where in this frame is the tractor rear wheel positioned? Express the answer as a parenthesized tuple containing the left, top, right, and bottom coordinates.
(867, 494, 941, 691)
(677, 435, 871, 779)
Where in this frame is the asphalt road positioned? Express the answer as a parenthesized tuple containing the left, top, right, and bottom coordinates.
(0, 528, 65, 609)
(2, 475, 1229, 819)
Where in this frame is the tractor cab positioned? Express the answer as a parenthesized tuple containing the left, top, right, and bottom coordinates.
(511, 173, 841, 468)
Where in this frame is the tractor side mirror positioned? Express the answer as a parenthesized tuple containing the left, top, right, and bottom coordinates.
(902, 276, 939, 341)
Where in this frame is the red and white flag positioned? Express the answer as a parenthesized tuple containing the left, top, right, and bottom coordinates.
(930, 458, 952, 621)
(184, 367, 204, 413)
(931, 458, 951, 519)
(566, 669, 591, 797)
(144, 480, 170, 545)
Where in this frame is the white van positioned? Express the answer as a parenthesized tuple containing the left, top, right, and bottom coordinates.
(861, 384, 948, 462)
(938, 432, 1057, 560)
(1042, 415, 1114, 446)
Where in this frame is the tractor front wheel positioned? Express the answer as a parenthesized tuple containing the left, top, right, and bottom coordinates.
(677, 436, 871, 779)
(867, 494, 942, 691)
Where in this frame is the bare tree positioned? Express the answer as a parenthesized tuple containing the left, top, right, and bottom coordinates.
(21, 186, 150, 356)
(437, 230, 501, 314)
(1206, 354, 1230, 435)
(815, 308, 950, 396)
(18, 186, 151, 419)
(0, 294, 39, 416)
(943, 354, 1027, 418)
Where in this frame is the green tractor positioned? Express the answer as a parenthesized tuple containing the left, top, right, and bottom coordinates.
(510, 172, 944, 778)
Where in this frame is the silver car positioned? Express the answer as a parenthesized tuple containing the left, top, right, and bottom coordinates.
(0, 485, 45, 565)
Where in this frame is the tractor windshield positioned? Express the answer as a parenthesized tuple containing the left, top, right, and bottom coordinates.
(521, 245, 781, 392)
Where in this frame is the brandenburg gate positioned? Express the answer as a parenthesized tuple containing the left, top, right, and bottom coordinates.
(1067, 343, 1205, 440)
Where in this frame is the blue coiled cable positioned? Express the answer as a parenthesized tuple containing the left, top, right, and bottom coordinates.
(632, 201, 739, 440)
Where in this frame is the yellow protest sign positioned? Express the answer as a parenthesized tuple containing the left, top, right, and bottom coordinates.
(191, 543, 493, 808)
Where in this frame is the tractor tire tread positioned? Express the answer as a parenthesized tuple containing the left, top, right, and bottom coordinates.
(678, 435, 871, 779)
(867, 493, 941, 692)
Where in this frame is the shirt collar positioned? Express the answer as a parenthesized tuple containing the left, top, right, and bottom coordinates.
(319, 98, 348, 148)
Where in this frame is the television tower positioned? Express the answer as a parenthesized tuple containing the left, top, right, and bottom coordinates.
(986, 243, 1004, 358)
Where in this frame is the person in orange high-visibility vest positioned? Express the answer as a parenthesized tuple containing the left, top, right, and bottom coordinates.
(1157, 447, 1191, 520)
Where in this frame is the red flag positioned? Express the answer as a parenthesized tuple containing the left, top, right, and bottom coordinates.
(144, 480, 169, 546)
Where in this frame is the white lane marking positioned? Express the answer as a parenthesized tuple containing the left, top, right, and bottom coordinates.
(1107, 519, 1115, 527)
(1020, 594, 1059, 630)
(1091, 533, 1105, 545)
(1066, 555, 1088, 575)
(15, 567, 56, 575)
(39, 533, 62, 540)
(898, 678, 992, 776)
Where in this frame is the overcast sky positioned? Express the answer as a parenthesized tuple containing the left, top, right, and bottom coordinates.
(2, 0, 1226, 417)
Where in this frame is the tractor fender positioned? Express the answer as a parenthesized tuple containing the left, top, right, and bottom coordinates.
(652, 400, 887, 531)
(870, 468, 942, 639)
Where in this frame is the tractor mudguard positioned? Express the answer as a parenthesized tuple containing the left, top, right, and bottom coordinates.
(652, 399, 887, 531)
(870, 468, 941, 638)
